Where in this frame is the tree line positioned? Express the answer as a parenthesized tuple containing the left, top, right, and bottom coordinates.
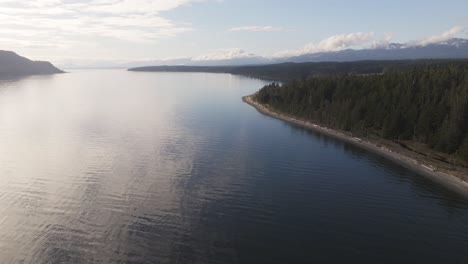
(254, 63, 468, 161)
(129, 59, 468, 82)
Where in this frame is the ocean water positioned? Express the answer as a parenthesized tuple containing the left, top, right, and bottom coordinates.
(0, 70, 467, 264)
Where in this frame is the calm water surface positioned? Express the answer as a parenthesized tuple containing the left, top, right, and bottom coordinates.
(0, 70, 467, 264)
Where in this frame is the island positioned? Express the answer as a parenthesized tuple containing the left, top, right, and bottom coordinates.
(0, 50, 64, 77)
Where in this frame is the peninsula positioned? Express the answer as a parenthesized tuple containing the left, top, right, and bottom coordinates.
(244, 62, 468, 196)
(131, 60, 468, 196)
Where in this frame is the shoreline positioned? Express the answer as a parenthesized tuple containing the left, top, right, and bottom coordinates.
(243, 94, 468, 198)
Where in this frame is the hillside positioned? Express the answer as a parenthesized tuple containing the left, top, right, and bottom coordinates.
(0, 50, 64, 76)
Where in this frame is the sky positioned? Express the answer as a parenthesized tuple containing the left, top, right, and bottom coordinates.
(1, 0, 467, 67)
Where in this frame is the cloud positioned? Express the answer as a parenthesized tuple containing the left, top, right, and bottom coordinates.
(81, 0, 200, 14)
(415, 26, 465, 46)
(0, 0, 208, 51)
(382, 33, 395, 42)
(229, 26, 282, 32)
(275, 32, 375, 57)
(371, 33, 396, 49)
(192, 48, 259, 61)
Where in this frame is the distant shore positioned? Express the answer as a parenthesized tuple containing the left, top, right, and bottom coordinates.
(243, 94, 468, 198)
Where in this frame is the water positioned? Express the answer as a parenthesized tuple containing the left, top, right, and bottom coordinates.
(0, 70, 467, 264)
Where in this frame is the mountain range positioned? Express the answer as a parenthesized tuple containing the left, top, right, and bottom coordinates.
(284, 38, 468, 63)
(0, 50, 64, 77)
(4, 38, 468, 71)
(122, 38, 468, 68)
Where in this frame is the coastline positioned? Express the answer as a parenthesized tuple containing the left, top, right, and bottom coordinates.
(243, 94, 468, 198)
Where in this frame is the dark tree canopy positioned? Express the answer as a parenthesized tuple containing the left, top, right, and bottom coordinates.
(255, 63, 468, 160)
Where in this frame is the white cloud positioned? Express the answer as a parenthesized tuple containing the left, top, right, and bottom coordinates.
(275, 32, 375, 57)
(0, 0, 199, 42)
(192, 48, 258, 61)
(229, 26, 282, 32)
(0, 0, 210, 59)
(382, 33, 394, 42)
(415, 26, 465, 46)
(371, 33, 396, 49)
(81, 0, 198, 14)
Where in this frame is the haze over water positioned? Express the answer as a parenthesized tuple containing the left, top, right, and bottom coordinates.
(0, 70, 467, 263)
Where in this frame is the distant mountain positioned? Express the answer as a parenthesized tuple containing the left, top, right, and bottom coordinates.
(0, 50, 64, 76)
(126, 38, 468, 68)
(280, 38, 468, 63)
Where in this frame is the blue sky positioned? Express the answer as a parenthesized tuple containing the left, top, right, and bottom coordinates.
(0, 0, 467, 66)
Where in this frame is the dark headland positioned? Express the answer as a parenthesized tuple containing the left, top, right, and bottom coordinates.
(0, 50, 64, 77)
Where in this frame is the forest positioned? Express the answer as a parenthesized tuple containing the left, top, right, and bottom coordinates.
(129, 60, 393, 81)
(129, 59, 468, 82)
(254, 62, 468, 161)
